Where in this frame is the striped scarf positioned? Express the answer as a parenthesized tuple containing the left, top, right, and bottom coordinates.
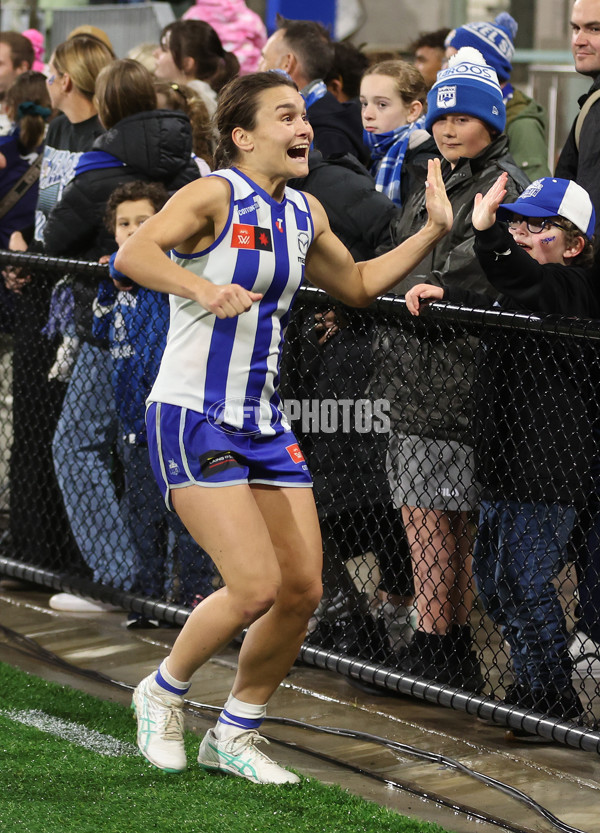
(302, 79, 328, 111)
(364, 119, 424, 207)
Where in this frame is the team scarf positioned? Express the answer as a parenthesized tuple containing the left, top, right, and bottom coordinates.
(363, 119, 424, 208)
(301, 80, 328, 151)
(302, 79, 328, 111)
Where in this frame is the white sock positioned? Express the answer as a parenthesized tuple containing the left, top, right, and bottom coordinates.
(154, 659, 191, 696)
(215, 693, 267, 740)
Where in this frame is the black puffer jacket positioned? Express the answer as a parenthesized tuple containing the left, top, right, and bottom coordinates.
(285, 150, 399, 516)
(43, 109, 199, 342)
(289, 150, 397, 260)
(371, 135, 530, 444)
(307, 93, 370, 166)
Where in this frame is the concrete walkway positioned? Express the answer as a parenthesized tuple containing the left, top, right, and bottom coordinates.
(1, 587, 599, 833)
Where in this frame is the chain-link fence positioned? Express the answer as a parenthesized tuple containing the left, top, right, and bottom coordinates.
(1, 250, 599, 750)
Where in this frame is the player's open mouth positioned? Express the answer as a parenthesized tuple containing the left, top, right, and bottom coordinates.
(288, 144, 309, 159)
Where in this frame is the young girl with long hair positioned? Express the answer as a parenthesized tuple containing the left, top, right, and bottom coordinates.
(360, 59, 439, 208)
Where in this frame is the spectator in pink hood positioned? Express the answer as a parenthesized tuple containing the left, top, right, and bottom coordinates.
(22, 29, 46, 74)
(182, 0, 266, 74)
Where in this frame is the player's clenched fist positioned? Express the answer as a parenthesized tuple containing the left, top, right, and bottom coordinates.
(197, 282, 263, 318)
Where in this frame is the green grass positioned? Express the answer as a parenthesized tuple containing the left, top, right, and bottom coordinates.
(0, 662, 452, 833)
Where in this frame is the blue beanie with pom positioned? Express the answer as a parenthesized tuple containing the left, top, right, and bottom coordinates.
(444, 12, 517, 83)
(425, 47, 506, 135)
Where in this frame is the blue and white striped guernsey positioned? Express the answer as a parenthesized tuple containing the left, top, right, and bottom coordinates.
(148, 167, 314, 436)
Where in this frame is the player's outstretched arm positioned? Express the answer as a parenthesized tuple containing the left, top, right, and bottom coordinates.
(304, 159, 452, 306)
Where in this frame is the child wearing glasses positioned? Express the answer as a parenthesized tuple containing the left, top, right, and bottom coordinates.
(406, 176, 600, 738)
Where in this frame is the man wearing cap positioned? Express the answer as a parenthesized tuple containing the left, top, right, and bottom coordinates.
(372, 48, 530, 691)
(556, 0, 600, 245)
(445, 12, 550, 181)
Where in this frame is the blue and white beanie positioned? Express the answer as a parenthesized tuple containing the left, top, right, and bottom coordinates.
(497, 178, 596, 239)
(445, 12, 518, 83)
(425, 47, 506, 135)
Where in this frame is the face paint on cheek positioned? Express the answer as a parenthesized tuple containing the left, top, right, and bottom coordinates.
(541, 236, 556, 244)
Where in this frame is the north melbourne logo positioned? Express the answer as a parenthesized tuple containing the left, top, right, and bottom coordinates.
(298, 231, 309, 255)
(437, 85, 457, 109)
(521, 180, 544, 200)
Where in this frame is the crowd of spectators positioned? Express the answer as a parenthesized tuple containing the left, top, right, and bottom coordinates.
(0, 0, 599, 732)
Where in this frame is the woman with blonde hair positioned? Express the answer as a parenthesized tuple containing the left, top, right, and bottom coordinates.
(48, 33, 116, 116)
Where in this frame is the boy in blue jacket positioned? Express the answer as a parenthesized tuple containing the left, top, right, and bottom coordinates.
(94, 181, 214, 625)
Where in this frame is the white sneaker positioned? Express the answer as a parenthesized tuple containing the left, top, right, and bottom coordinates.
(49, 592, 120, 612)
(197, 728, 300, 784)
(569, 630, 600, 677)
(132, 673, 186, 773)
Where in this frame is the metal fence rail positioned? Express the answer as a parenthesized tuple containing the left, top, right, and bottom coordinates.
(0, 249, 598, 747)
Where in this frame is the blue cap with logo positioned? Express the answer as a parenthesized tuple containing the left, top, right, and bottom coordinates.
(425, 46, 506, 135)
(444, 12, 517, 83)
(497, 177, 596, 239)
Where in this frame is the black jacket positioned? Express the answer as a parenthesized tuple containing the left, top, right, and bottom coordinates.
(555, 74, 600, 246)
(283, 151, 398, 515)
(371, 135, 530, 443)
(43, 109, 199, 342)
(397, 130, 441, 209)
(308, 92, 370, 167)
(387, 134, 529, 293)
(444, 222, 600, 505)
(289, 150, 397, 260)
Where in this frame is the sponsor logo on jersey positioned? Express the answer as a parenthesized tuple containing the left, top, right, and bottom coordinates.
(231, 223, 273, 251)
(238, 201, 260, 216)
(276, 218, 284, 233)
(285, 443, 305, 464)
